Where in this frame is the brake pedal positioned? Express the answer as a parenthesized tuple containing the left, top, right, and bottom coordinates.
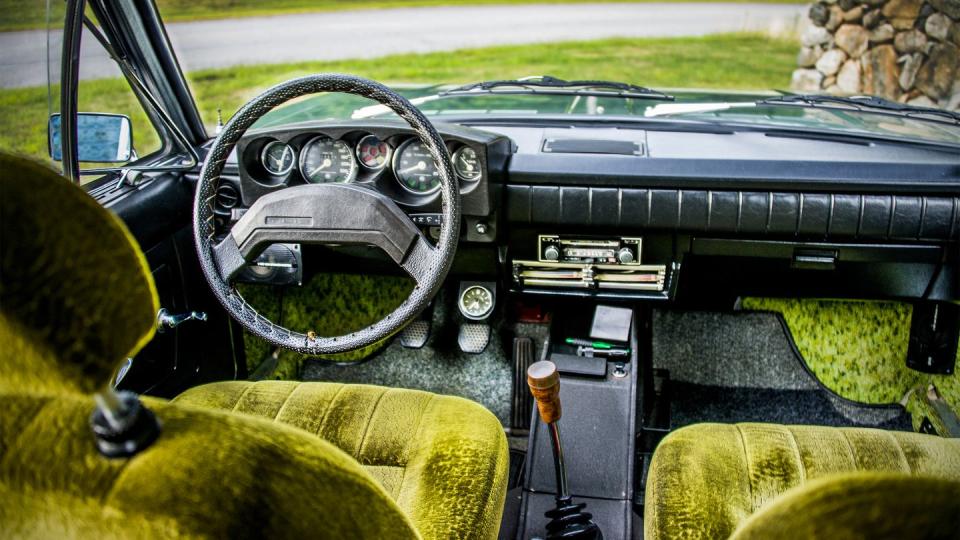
(457, 323, 490, 354)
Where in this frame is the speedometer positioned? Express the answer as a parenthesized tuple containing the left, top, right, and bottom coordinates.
(393, 139, 441, 194)
(298, 136, 357, 184)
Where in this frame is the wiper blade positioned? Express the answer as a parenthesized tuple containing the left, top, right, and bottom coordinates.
(441, 75, 674, 100)
(758, 94, 960, 125)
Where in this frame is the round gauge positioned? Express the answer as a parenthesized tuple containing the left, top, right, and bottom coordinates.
(261, 141, 295, 176)
(356, 134, 391, 170)
(452, 146, 481, 181)
(393, 139, 441, 194)
(459, 285, 494, 321)
(298, 136, 357, 184)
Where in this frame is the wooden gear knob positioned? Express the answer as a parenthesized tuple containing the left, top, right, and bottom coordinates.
(527, 360, 562, 424)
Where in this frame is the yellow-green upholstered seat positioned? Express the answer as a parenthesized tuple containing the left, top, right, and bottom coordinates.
(644, 423, 960, 540)
(0, 152, 508, 538)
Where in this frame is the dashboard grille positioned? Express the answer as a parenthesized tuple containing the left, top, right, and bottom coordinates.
(214, 183, 240, 215)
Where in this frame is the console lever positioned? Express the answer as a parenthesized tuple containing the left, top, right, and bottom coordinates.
(527, 361, 602, 540)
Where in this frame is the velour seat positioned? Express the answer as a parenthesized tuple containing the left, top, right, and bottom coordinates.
(644, 423, 960, 540)
(0, 152, 508, 539)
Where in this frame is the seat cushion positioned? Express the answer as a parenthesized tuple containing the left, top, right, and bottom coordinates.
(729, 472, 960, 540)
(0, 392, 419, 539)
(644, 423, 960, 540)
(175, 380, 509, 540)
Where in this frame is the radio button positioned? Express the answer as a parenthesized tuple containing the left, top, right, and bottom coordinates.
(617, 248, 635, 264)
(543, 245, 560, 261)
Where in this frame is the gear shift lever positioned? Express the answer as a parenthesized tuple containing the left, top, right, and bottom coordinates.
(527, 361, 602, 540)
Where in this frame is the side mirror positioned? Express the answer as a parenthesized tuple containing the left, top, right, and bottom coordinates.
(48, 113, 133, 163)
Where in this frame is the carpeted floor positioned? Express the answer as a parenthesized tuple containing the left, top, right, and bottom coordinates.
(653, 310, 915, 431)
(669, 382, 913, 431)
(302, 288, 549, 426)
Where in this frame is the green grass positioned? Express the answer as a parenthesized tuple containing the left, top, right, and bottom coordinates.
(0, 33, 796, 167)
(1, 0, 803, 32)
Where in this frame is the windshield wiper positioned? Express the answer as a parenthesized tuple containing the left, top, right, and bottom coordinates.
(758, 94, 960, 125)
(441, 75, 674, 100)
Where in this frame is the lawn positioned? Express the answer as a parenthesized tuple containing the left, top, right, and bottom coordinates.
(0, 33, 796, 166)
(2, 0, 803, 32)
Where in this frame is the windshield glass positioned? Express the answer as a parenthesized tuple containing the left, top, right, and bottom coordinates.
(253, 88, 960, 146)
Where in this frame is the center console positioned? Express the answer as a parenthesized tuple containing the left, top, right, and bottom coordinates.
(514, 304, 644, 539)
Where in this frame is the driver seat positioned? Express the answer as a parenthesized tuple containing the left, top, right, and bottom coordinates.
(0, 153, 508, 539)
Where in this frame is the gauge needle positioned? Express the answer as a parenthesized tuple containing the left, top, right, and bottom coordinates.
(399, 161, 427, 175)
(459, 155, 474, 169)
(309, 158, 333, 177)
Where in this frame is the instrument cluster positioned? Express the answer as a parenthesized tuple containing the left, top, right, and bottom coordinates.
(244, 130, 484, 198)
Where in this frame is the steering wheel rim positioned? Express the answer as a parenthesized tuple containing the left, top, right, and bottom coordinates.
(193, 74, 460, 354)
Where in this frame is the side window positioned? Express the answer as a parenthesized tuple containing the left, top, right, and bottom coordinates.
(0, 3, 161, 182)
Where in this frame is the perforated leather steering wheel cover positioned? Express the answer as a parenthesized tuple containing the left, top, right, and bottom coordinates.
(193, 74, 460, 354)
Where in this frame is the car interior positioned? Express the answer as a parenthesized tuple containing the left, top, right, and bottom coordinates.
(2, 1, 960, 539)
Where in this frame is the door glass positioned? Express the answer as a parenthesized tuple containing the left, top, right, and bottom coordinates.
(0, 2, 161, 180)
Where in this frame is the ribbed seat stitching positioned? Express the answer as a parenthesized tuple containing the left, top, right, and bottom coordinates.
(786, 427, 807, 484)
(229, 382, 258, 413)
(315, 384, 349, 439)
(887, 431, 913, 474)
(395, 394, 437, 500)
(735, 425, 756, 511)
(271, 382, 301, 422)
(355, 388, 390, 462)
(839, 429, 859, 471)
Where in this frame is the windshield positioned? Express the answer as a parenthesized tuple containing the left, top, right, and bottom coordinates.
(253, 87, 960, 147)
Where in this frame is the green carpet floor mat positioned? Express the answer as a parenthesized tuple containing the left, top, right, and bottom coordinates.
(740, 298, 960, 433)
(653, 310, 914, 429)
(237, 273, 413, 378)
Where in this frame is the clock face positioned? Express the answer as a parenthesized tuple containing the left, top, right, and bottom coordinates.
(459, 285, 494, 320)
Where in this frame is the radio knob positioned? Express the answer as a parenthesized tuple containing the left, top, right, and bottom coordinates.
(544, 245, 560, 261)
(617, 248, 635, 264)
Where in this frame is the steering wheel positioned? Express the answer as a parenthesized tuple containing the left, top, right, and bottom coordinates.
(193, 74, 460, 354)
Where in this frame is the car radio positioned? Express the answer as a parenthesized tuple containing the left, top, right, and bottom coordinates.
(538, 235, 642, 265)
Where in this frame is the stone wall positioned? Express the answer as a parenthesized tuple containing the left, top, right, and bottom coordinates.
(791, 0, 960, 110)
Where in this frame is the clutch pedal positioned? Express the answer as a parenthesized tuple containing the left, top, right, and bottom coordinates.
(400, 320, 431, 349)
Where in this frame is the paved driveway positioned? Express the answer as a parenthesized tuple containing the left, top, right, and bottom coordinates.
(0, 3, 804, 88)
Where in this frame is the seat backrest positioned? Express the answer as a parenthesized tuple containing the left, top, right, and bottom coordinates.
(0, 153, 158, 395)
(0, 152, 419, 539)
(729, 472, 960, 540)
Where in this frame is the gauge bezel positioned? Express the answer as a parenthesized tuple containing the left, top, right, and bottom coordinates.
(298, 135, 358, 184)
(260, 140, 296, 176)
(392, 138, 442, 196)
(451, 146, 482, 181)
(458, 285, 494, 320)
(355, 134, 392, 171)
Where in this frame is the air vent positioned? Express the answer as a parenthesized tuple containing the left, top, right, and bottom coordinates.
(214, 184, 239, 215)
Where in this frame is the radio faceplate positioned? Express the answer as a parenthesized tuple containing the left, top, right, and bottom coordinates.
(538, 235, 642, 265)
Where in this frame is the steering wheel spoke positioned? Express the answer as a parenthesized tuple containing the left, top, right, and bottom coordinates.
(401, 234, 440, 287)
(193, 74, 461, 355)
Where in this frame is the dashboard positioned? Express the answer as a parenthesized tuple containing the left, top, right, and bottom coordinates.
(208, 118, 959, 304)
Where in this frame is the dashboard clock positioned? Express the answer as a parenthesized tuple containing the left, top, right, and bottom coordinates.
(458, 284, 495, 321)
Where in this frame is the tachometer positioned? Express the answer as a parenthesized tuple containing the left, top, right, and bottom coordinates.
(261, 141, 295, 176)
(393, 139, 441, 194)
(299, 136, 357, 183)
(452, 146, 481, 181)
(356, 134, 391, 170)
